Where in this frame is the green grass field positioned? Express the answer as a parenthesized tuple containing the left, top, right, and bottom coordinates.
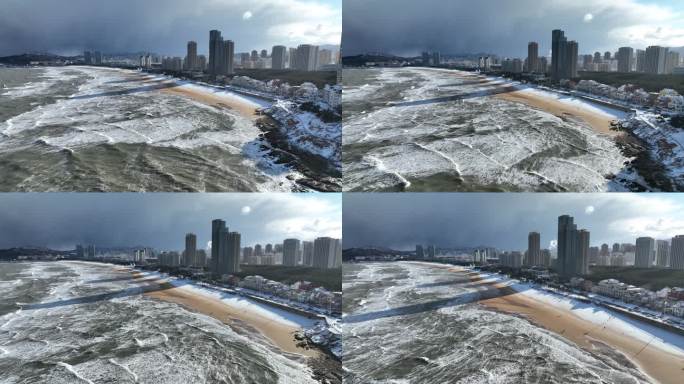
(586, 266, 684, 291)
(579, 71, 684, 94)
(234, 69, 337, 88)
(236, 265, 341, 291)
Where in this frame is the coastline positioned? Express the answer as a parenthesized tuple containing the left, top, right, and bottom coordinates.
(462, 269, 684, 384)
(444, 70, 624, 137)
(119, 70, 266, 119)
(127, 270, 321, 358)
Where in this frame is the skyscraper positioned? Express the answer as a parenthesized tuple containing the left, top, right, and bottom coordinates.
(577, 230, 590, 275)
(185, 233, 197, 267)
(283, 238, 301, 266)
(527, 232, 541, 265)
(617, 47, 633, 73)
(211, 219, 227, 272)
(302, 241, 314, 266)
(645, 46, 669, 74)
(670, 235, 684, 270)
(272, 45, 287, 70)
(186, 41, 198, 71)
(294, 44, 320, 71)
(222, 40, 235, 75)
(656, 239, 670, 268)
(557, 215, 588, 277)
(566, 40, 578, 78)
(635, 237, 655, 268)
(209, 30, 223, 76)
(636, 49, 646, 72)
(416, 245, 424, 258)
(313, 237, 340, 269)
(527, 42, 539, 73)
(265, 243, 273, 254)
(254, 244, 263, 256)
(551, 29, 566, 81)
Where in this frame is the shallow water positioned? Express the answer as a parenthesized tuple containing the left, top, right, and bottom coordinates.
(342, 262, 650, 383)
(0, 261, 316, 383)
(342, 68, 630, 192)
(0, 66, 302, 192)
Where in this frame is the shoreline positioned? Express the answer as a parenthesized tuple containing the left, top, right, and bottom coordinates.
(127, 270, 321, 359)
(443, 70, 624, 137)
(464, 269, 684, 384)
(120, 70, 265, 119)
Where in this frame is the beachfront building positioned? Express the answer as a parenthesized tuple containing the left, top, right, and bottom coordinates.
(208, 30, 235, 76)
(656, 240, 670, 268)
(184, 233, 197, 267)
(671, 235, 684, 270)
(313, 237, 342, 269)
(272, 45, 287, 70)
(551, 29, 578, 80)
(186, 41, 198, 71)
(635, 237, 655, 268)
(527, 232, 541, 266)
(283, 238, 301, 267)
(293, 44, 320, 71)
(211, 219, 241, 276)
(617, 47, 634, 73)
(645, 46, 669, 75)
(557, 215, 589, 278)
(527, 42, 539, 73)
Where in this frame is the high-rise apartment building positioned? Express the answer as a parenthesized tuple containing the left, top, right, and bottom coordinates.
(208, 30, 234, 76)
(557, 215, 589, 277)
(185, 233, 197, 267)
(294, 44, 320, 71)
(551, 29, 578, 80)
(645, 46, 669, 74)
(283, 238, 301, 266)
(186, 41, 198, 70)
(635, 237, 655, 268)
(656, 239, 670, 268)
(617, 47, 633, 73)
(527, 232, 541, 265)
(272, 45, 287, 70)
(313, 237, 340, 269)
(671, 235, 684, 270)
(302, 241, 314, 266)
(527, 42, 539, 73)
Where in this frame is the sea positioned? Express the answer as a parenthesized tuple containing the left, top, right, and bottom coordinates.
(0, 261, 317, 383)
(342, 262, 651, 383)
(0, 66, 304, 192)
(342, 67, 631, 192)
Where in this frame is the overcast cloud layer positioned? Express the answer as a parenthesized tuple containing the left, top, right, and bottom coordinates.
(343, 0, 684, 57)
(343, 193, 684, 252)
(0, 0, 341, 56)
(0, 194, 341, 251)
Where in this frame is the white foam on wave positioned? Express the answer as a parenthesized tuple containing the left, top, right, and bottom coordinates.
(343, 67, 628, 192)
(108, 358, 139, 383)
(57, 362, 95, 384)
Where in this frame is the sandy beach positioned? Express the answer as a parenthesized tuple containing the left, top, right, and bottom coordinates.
(128, 271, 320, 358)
(125, 72, 262, 118)
(463, 270, 684, 384)
(448, 71, 622, 137)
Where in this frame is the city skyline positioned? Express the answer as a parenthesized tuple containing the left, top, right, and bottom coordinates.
(0, 0, 342, 56)
(343, 193, 684, 251)
(0, 194, 341, 251)
(343, 0, 684, 57)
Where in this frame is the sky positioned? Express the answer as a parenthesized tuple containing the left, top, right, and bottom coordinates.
(0, 0, 341, 56)
(0, 194, 342, 251)
(342, 0, 684, 57)
(343, 193, 684, 252)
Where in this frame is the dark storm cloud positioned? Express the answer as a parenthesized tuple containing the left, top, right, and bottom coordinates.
(342, 0, 683, 57)
(0, 194, 341, 251)
(0, 0, 341, 56)
(343, 193, 684, 251)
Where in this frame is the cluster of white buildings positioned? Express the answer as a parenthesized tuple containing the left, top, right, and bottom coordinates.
(230, 76, 341, 108)
(239, 275, 341, 312)
(585, 278, 684, 318)
(575, 79, 684, 112)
